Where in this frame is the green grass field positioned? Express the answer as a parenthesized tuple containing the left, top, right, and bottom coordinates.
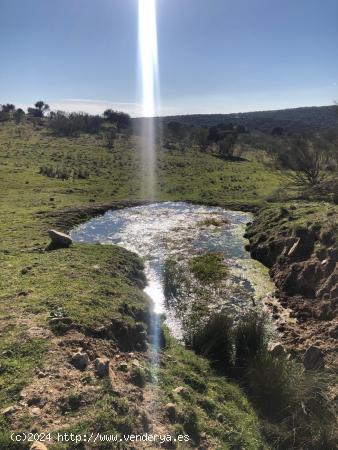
(2, 119, 338, 447)
(0, 120, 301, 448)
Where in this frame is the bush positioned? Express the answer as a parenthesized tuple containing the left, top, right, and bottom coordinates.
(189, 252, 227, 284)
(189, 310, 337, 449)
(129, 366, 146, 388)
(234, 312, 268, 374)
(247, 354, 297, 419)
(162, 257, 187, 302)
(48, 111, 103, 136)
(178, 406, 200, 444)
(39, 165, 89, 180)
(190, 313, 233, 372)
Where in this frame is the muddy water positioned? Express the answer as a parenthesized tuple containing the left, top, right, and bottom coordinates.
(71, 202, 275, 339)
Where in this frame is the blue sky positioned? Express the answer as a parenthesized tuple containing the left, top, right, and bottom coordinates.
(0, 0, 337, 116)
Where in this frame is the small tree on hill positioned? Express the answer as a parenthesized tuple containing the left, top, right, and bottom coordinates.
(35, 101, 50, 116)
(14, 108, 25, 124)
(103, 109, 131, 130)
(218, 131, 238, 158)
(0, 104, 15, 121)
(1, 104, 15, 114)
(279, 136, 328, 186)
(194, 127, 209, 151)
(104, 125, 117, 150)
(28, 101, 50, 118)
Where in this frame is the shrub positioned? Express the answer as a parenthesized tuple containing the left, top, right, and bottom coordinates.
(48, 111, 103, 136)
(60, 392, 82, 413)
(129, 366, 146, 388)
(247, 354, 297, 419)
(190, 313, 233, 372)
(189, 310, 337, 449)
(39, 165, 89, 180)
(234, 312, 268, 373)
(189, 252, 227, 284)
(197, 217, 229, 227)
(162, 257, 187, 302)
(178, 406, 200, 444)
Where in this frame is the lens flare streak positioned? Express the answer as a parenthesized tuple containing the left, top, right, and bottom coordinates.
(138, 0, 158, 118)
(138, 0, 159, 200)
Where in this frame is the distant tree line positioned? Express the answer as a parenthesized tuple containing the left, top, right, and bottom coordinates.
(0, 103, 25, 123)
(0, 101, 132, 143)
(163, 120, 247, 159)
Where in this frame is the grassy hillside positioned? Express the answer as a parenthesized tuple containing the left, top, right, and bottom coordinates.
(146, 105, 338, 133)
(1, 119, 336, 449)
(0, 121, 273, 448)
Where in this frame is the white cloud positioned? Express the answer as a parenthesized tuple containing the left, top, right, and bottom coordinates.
(49, 98, 143, 117)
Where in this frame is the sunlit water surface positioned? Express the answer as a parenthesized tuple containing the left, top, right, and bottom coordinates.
(71, 202, 275, 339)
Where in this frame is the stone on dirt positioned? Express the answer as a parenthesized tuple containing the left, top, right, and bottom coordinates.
(303, 346, 324, 370)
(94, 357, 110, 377)
(30, 442, 48, 450)
(71, 351, 90, 371)
(165, 403, 177, 422)
(48, 229, 72, 249)
(117, 362, 129, 372)
(268, 342, 285, 357)
(1, 406, 16, 416)
(172, 386, 189, 397)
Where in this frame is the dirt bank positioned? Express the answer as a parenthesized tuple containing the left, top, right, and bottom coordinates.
(246, 202, 338, 372)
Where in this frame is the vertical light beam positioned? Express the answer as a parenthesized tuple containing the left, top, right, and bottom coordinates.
(138, 0, 158, 200)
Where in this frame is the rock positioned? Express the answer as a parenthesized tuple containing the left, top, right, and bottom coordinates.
(1, 406, 16, 416)
(117, 362, 128, 372)
(71, 352, 90, 371)
(328, 325, 338, 339)
(37, 370, 47, 378)
(172, 386, 189, 397)
(27, 395, 42, 406)
(216, 413, 224, 423)
(49, 317, 73, 325)
(140, 410, 152, 431)
(268, 343, 285, 357)
(21, 266, 32, 275)
(48, 229, 72, 249)
(287, 238, 300, 257)
(30, 407, 42, 416)
(30, 442, 48, 450)
(94, 357, 110, 377)
(165, 403, 176, 422)
(303, 346, 324, 371)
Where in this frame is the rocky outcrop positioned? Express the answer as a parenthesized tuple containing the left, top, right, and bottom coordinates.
(246, 205, 338, 372)
(246, 206, 338, 319)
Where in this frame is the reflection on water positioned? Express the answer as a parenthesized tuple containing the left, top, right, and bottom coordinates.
(71, 202, 275, 338)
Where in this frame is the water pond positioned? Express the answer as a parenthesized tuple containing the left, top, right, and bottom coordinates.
(71, 202, 275, 339)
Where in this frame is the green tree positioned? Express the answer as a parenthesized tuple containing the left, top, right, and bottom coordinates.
(1, 104, 15, 114)
(0, 104, 15, 121)
(28, 101, 50, 118)
(13, 108, 25, 124)
(218, 131, 238, 158)
(103, 109, 131, 130)
(279, 136, 328, 186)
(104, 125, 117, 150)
(194, 127, 209, 151)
